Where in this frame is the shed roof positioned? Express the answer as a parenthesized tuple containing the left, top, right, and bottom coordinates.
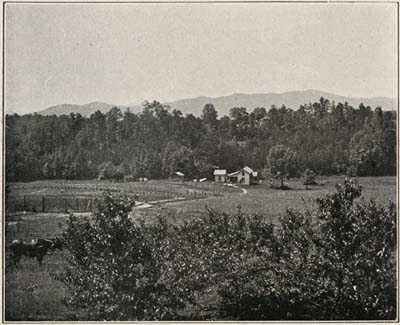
(214, 169, 227, 176)
(228, 171, 240, 177)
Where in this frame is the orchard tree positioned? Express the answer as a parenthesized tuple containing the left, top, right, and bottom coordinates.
(62, 193, 190, 320)
(267, 145, 297, 188)
(217, 179, 396, 320)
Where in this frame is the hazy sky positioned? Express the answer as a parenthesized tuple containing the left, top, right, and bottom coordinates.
(5, 3, 398, 114)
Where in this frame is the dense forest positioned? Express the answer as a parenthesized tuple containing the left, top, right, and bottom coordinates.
(5, 97, 396, 182)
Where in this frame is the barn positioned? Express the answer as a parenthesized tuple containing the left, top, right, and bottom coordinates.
(213, 169, 227, 183)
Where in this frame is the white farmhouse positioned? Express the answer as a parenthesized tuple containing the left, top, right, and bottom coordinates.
(228, 166, 257, 185)
(213, 169, 227, 183)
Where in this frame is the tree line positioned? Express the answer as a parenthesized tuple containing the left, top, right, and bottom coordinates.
(6, 97, 396, 182)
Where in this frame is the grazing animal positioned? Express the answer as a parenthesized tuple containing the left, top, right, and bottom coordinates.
(9, 237, 63, 268)
(48, 237, 63, 252)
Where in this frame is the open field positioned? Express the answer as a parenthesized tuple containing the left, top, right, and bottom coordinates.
(7, 179, 237, 213)
(4, 176, 397, 320)
(8, 179, 237, 197)
(136, 176, 397, 224)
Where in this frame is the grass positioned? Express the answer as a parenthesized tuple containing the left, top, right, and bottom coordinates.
(145, 176, 396, 224)
(5, 268, 70, 320)
(7, 179, 238, 213)
(9, 179, 236, 197)
(4, 175, 396, 320)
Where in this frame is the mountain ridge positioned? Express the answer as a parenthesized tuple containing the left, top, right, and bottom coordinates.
(33, 90, 396, 117)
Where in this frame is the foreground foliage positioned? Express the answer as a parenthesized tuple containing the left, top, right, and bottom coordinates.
(62, 179, 396, 320)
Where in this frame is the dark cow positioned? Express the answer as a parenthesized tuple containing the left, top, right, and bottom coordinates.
(9, 237, 63, 268)
(49, 237, 63, 252)
(36, 238, 63, 252)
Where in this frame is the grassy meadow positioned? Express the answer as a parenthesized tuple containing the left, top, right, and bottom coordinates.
(8, 179, 236, 198)
(138, 176, 397, 224)
(4, 176, 397, 320)
(6, 179, 237, 214)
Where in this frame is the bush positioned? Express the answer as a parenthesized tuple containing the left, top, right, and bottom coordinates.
(314, 179, 396, 319)
(62, 180, 396, 320)
(217, 179, 396, 320)
(61, 192, 189, 320)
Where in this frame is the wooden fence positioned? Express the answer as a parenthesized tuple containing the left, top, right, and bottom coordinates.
(7, 196, 97, 213)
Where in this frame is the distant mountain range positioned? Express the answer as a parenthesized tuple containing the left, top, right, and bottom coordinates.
(38, 101, 129, 117)
(35, 90, 396, 117)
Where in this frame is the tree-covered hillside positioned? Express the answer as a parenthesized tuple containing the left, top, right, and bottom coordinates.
(6, 98, 396, 182)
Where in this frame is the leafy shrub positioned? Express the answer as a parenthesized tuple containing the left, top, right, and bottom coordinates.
(62, 180, 396, 320)
(61, 193, 189, 320)
(217, 179, 396, 320)
(313, 179, 396, 319)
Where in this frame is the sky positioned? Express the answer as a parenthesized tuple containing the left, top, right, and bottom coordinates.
(5, 2, 398, 114)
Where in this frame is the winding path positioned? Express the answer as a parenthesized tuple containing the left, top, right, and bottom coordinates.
(28, 188, 47, 195)
(230, 184, 248, 195)
(132, 185, 248, 210)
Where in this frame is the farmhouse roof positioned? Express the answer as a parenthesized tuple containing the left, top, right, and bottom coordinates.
(228, 166, 255, 177)
(175, 171, 185, 177)
(243, 166, 254, 174)
(214, 169, 227, 176)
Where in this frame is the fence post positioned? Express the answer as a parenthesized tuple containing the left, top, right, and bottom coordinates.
(42, 197, 45, 212)
(23, 196, 26, 211)
(86, 199, 91, 212)
(76, 198, 79, 212)
(64, 199, 68, 213)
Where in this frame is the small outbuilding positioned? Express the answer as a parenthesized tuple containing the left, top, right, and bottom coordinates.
(171, 171, 185, 182)
(214, 169, 227, 183)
